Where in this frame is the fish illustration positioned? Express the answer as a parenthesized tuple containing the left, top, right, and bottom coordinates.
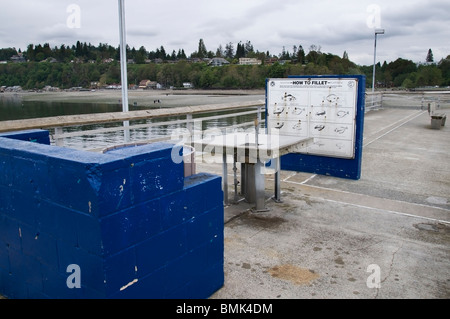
(337, 111, 349, 118)
(292, 121, 302, 130)
(273, 103, 285, 114)
(334, 127, 348, 134)
(314, 142, 325, 147)
(325, 94, 339, 104)
(316, 111, 326, 116)
(314, 125, 325, 131)
(283, 93, 296, 101)
(275, 123, 285, 129)
(293, 107, 305, 115)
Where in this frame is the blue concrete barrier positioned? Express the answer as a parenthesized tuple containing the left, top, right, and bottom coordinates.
(0, 130, 224, 299)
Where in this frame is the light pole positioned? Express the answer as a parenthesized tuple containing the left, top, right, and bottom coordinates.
(118, 0, 129, 141)
(372, 28, 385, 93)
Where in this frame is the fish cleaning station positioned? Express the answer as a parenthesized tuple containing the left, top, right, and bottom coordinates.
(0, 75, 370, 299)
(1, 83, 449, 300)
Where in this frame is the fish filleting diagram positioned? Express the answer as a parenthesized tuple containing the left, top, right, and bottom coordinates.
(267, 78, 359, 158)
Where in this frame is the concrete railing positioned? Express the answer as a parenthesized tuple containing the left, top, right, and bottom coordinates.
(367, 91, 450, 111)
(0, 100, 266, 151)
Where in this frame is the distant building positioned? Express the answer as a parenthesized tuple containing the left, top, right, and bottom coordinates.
(10, 54, 25, 63)
(187, 58, 203, 63)
(90, 81, 100, 89)
(209, 57, 230, 67)
(265, 58, 279, 65)
(239, 58, 262, 65)
(139, 80, 157, 89)
(105, 84, 121, 90)
(183, 82, 194, 89)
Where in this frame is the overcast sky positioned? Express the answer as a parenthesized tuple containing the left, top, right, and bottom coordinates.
(0, 0, 449, 66)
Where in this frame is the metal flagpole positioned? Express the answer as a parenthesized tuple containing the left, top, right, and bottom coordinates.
(118, 0, 130, 142)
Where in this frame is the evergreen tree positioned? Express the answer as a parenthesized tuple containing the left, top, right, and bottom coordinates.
(426, 49, 434, 63)
(197, 39, 207, 58)
(215, 45, 224, 58)
(235, 42, 245, 59)
(343, 51, 349, 60)
(225, 42, 234, 59)
(244, 41, 254, 56)
(297, 45, 305, 64)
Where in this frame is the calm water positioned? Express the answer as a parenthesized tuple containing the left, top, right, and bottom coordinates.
(0, 93, 263, 150)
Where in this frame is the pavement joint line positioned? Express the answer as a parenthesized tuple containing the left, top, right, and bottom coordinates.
(299, 174, 317, 184)
(363, 109, 422, 141)
(363, 110, 426, 147)
(312, 195, 450, 225)
(281, 179, 450, 224)
(282, 171, 298, 182)
(284, 179, 450, 212)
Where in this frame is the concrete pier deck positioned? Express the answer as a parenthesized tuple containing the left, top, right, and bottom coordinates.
(199, 108, 450, 299)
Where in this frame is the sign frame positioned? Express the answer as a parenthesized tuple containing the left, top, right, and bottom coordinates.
(265, 75, 366, 180)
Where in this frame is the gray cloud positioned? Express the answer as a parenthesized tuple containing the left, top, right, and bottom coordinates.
(0, 0, 448, 65)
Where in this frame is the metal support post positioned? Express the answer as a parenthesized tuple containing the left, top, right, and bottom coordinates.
(273, 157, 282, 203)
(222, 151, 228, 206)
(254, 160, 267, 211)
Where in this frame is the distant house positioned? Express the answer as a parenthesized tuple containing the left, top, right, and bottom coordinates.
(139, 80, 157, 89)
(209, 57, 230, 67)
(102, 58, 114, 63)
(183, 82, 194, 89)
(187, 58, 203, 64)
(44, 57, 58, 63)
(278, 60, 291, 65)
(265, 58, 279, 65)
(90, 81, 100, 89)
(105, 84, 121, 90)
(239, 58, 262, 65)
(10, 54, 26, 63)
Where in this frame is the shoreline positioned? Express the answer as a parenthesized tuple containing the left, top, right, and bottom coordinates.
(1, 89, 265, 108)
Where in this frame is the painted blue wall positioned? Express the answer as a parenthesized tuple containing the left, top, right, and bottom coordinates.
(0, 130, 224, 299)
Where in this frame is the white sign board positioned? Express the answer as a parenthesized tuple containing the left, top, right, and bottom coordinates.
(266, 78, 359, 159)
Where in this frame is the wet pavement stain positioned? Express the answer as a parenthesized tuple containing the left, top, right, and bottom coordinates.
(269, 264, 319, 285)
(241, 263, 251, 269)
(334, 256, 345, 265)
(229, 211, 287, 229)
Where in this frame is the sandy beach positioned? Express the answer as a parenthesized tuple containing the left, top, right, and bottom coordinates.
(2, 89, 266, 108)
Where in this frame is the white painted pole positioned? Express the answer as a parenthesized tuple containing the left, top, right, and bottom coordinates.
(372, 32, 378, 94)
(372, 29, 384, 94)
(118, 0, 130, 142)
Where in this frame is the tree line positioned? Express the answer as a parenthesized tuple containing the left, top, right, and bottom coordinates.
(0, 40, 448, 90)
